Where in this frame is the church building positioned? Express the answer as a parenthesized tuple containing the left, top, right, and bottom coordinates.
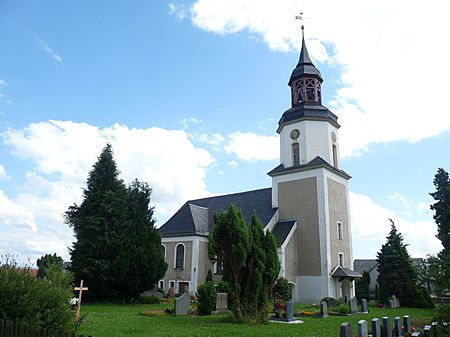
(158, 27, 360, 303)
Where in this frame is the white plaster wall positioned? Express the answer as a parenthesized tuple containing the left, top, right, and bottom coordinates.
(279, 121, 340, 168)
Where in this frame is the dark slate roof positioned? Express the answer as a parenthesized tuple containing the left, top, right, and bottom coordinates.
(272, 220, 296, 247)
(331, 266, 362, 281)
(353, 259, 379, 274)
(277, 102, 339, 132)
(159, 188, 277, 237)
(268, 156, 351, 180)
(289, 32, 323, 84)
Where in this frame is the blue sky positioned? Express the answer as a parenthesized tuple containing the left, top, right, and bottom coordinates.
(1, 0, 449, 265)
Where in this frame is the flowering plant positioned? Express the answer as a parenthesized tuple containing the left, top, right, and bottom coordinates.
(274, 300, 285, 318)
(69, 297, 79, 309)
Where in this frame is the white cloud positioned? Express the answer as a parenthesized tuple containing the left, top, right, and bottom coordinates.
(181, 0, 450, 158)
(34, 37, 63, 64)
(0, 120, 215, 264)
(0, 79, 12, 104)
(227, 160, 238, 169)
(224, 131, 278, 161)
(350, 192, 442, 259)
(180, 117, 203, 129)
(0, 164, 9, 180)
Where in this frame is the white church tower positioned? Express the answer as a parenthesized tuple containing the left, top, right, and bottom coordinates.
(269, 25, 359, 303)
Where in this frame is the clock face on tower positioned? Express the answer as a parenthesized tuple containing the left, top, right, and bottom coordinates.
(290, 129, 300, 140)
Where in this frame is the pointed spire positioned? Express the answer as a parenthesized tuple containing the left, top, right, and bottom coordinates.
(289, 24, 322, 85)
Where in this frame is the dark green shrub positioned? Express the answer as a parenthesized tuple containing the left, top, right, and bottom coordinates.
(138, 295, 161, 304)
(274, 277, 290, 300)
(433, 303, 450, 323)
(337, 303, 350, 315)
(0, 262, 74, 332)
(196, 281, 217, 315)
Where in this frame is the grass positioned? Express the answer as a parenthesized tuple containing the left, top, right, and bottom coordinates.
(76, 302, 436, 337)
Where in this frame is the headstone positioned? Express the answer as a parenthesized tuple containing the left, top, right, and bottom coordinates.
(411, 332, 421, 337)
(431, 322, 438, 337)
(168, 288, 175, 298)
(340, 322, 352, 337)
(423, 325, 431, 337)
(361, 299, 369, 313)
(215, 293, 228, 313)
(371, 318, 381, 337)
(388, 295, 400, 309)
(74, 280, 88, 320)
(320, 300, 328, 318)
(393, 317, 401, 337)
(140, 291, 163, 300)
(358, 320, 368, 337)
(349, 297, 357, 313)
(382, 317, 390, 337)
(284, 300, 295, 322)
(174, 292, 190, 315)
(403, 315, 411, 334)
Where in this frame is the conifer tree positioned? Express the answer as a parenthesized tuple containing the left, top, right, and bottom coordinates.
(208, 204, 279, 322)
(429, 168, 450, 293)
(66, 144, 167, 300)
(377, 219, 433, 308)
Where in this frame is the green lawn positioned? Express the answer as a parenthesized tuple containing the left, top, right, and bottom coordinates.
(76, 303, 435, 337)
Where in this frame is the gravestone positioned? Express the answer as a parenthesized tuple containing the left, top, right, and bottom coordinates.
(320, 300, 328, 318)
(174, 292, 190, 316)
(168, 288, 175, 298)
(215, 292, 228, 313)
(358, 320, 368, 337)
(74, 280, 88, 320)
(371, 318, 381, 337)
(340, 322, 352, 337)
(361, 299, 368, 313)
(394, 317, 401, 337)
(349, 297, 357, 313)
(411, 332, 421, 337)
(284, 300, 295, 322)
(140, 291, 163, 300)
(389, 295, 400, 309)
(403, 315, 411, 334)
(423, 325, 431, 337)
(382, 317, 390, 337)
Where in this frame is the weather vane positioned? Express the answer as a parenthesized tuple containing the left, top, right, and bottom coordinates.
(295, 12, 304, 30)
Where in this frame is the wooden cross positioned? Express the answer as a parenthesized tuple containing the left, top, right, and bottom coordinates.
(74, 280, 88, 320)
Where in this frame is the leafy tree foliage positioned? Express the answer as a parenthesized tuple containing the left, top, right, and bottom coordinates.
(208, 204, 280, 323)
(274, 277, 290, 301)
(196, 280, 217, 315)
(355, 270, 370, 302)
(37, 253, 63, 279)
(0, 258, 74, 332)
(377, 220, 433, 308)
(66, 144, 167, 301)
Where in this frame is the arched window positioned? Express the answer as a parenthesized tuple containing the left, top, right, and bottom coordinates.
(292, 142, 300, 166)
(332, 144, 338, 168)
(175, 243, 185, 269)
(161, 244, 166, 260)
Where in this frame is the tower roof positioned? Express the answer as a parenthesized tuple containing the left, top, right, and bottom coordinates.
(289, 27, 323, 85)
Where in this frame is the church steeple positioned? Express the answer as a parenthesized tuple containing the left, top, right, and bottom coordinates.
(288, 26, 323, 106)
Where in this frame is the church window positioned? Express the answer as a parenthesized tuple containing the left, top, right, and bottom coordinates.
(337, 222, 343, 240)
(161, 244, 166, 260)
(332, 144, 338, 168)
(292, 142, 300, 166)
(214, 258, 223, 275)
(175, 243, 185, 269)
(169, 280, 175, 289)
(159, 280, 164, 291)
(338, 253, 344, 267)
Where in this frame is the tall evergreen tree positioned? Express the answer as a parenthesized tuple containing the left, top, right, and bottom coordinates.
(377, 220, 433, 308)
(208, 204, 280, 323)
(66, 144, 167, 300)
(36, 253, 64, 279)
(429, 168, 450, 293)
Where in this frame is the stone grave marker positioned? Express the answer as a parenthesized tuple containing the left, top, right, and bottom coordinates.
(174, 292, 190, 315)
(382, 317, 390, 337)
(403, 315, 411, 334)
(284, 300, 295, 322)
(358, 320, 368, 337)
(320, 300, 328, 318)
(394, 317, 401, 337)
(371, 318, 381, 337)
(349, 297, 357, 313)
(361, 299, 368, 313)
(215, 292, 228, 314)
(74, 280, 88, 320)
(423, 325, 431, 337)
(340, 322, 352, 337)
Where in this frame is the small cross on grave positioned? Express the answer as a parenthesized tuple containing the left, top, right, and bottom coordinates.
(74, 280, 88, 320)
